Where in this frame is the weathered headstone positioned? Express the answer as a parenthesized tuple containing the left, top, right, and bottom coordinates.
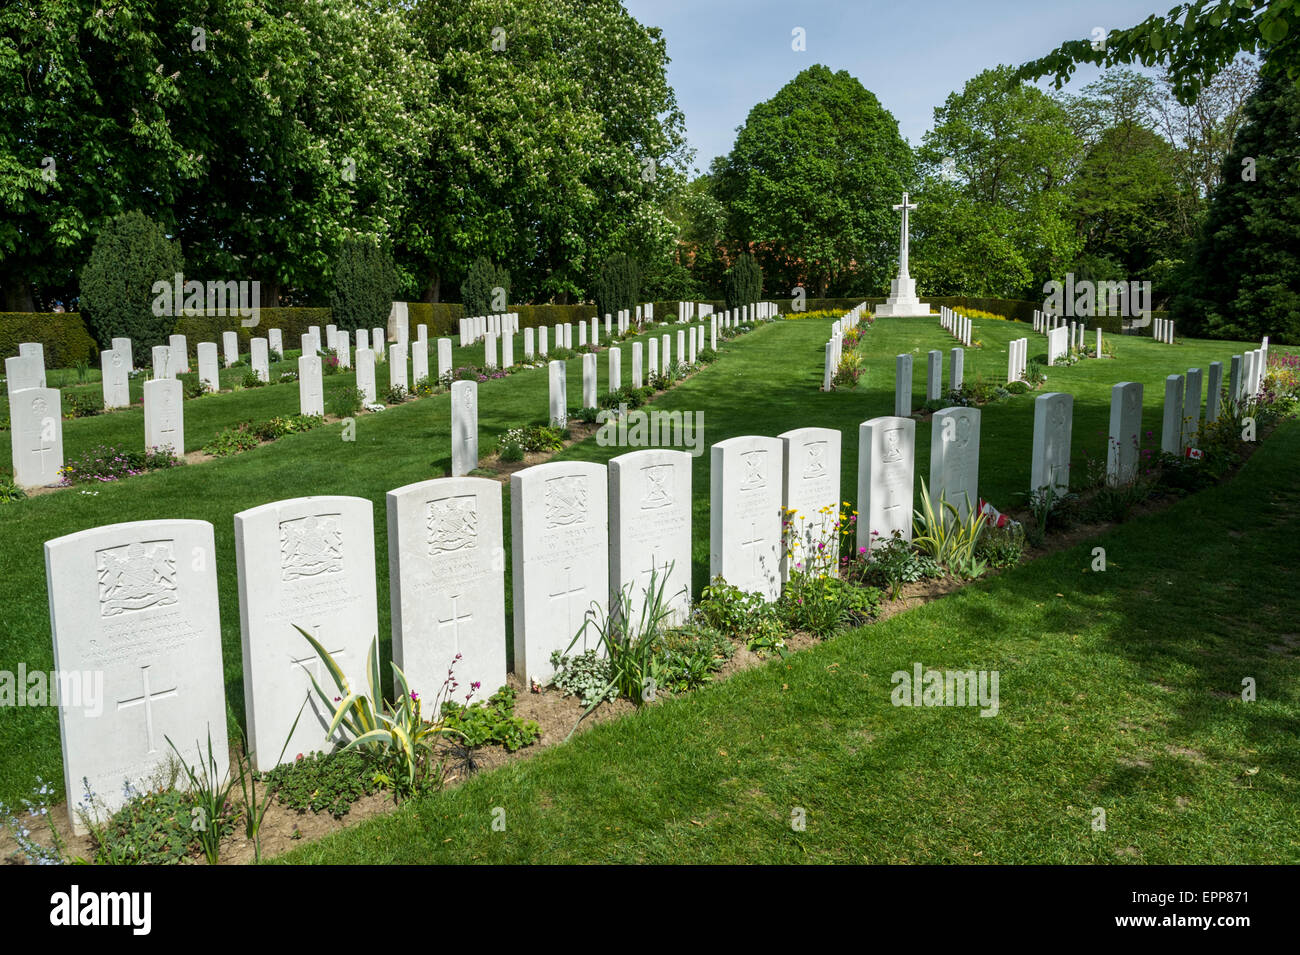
(1030, 392, 1073, 495)
(299, 353, 324, 416)
(779, 427, 841, 580)
(144, 378, 183, 456)
(45, 519, 229, 833)
(234, 496, 378, 771)
(10, 387, 63, 486)
(196, 342, 219, 393)
(609, 449, 692, 627)
(387, 477, 506, 703)
(511, 461, 609, 682)
(1107, 382, 1143, 486)
(857, 416, 915, 555)
(709, 435, 784, 601)
(451, 380, 478, 477)
(929, 407, 981, 520)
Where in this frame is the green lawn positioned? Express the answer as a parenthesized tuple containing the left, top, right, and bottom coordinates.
(280, 418, 1300, 864)
(0, 312, 1287, 841)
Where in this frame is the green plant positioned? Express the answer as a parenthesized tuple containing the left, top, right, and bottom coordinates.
(79, 210, 184, 350)
(1006, 380, 1029, 395)
(260, 750, 382, 819)
(240, 369, 266, 389)
(164, 728, 239, 865)
(236, 702, 305, 862)
(975, 522, 1026, 569)
(779, 573, 880, 637)
(178, 371, 209, 399)
(832, 350, 863, 389)
(298, 629, 460, 800)
(80, 773, 234, 866)
(0, 477, 26, 503)
(65, 392, 102, 418)
(858, 531, 943, 600)
(1023, 360, 1046, 387)
(439, 687, 541, 752)
(411, 375, 440, 398)
(73, 358, 91, 383)
(384, 384, 408, 404)
(330, 234, 398, 332)
(328, 386, 365, 418)
(912, 480, 988, 576)
(202, 426, 261, 457)
(549, 649, 617, 708)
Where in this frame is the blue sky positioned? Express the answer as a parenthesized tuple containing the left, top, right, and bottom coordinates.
(623, 0, 1175, 173)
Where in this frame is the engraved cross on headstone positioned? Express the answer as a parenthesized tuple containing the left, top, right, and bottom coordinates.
(290, 625, 347, 688)
(739, 522, 765, 579)
(437, 594, 473, 656)
(549, 567, 588, 639)
(117, 665, 179, 754)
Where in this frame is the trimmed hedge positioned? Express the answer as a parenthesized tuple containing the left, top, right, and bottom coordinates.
(0, 313, 98, 367)
(170, 308, 332, 360)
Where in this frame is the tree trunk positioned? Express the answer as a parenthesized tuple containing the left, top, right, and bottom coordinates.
(4, 280, 35, 312)
(422, 269, 440, 303)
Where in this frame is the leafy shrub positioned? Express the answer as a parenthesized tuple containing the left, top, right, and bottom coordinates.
(599, 385, 646, 410)
(439, 686, 540, 752)
(82, 779, 235, 866)
(460, 257, 511, 317)
(1005, 380, 1029, 395)
(832, 351, 863, 389)
(329, 235, 398, 332)
(496, 424, 564, 461)
(855, 532, 943, 600)
(912, 481, 988, 578)
(0, 477, 26, 503)
(66, 392, 103, 418)
(779, 574, 880, 637)
(411, 375, 441, 398)
(260, 751, 382, 819)
(321, 350, 341, 376)
(240, 369, 266, 389)
(975, 523, 1026, 569)
(59, 445, 180, 484)
(384, 384, 408, 404)
(248, 414, 322, 442)
(277, 369, 298, 384)
(79, 211, 183, 350)
(549, 650, 617, 707)
(724, 253, 763, 309)
(328, 386, 365, 418)
(202, 426, 261, 457)
(178, 372, 210, 399)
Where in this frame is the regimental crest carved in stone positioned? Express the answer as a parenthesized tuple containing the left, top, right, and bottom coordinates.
(639, 465, 674, 510)
(279, 514, 344, 581)
(882, 428, 904, 463)
(96, 540, 179, 616)
(428, 495, 478, 554)
(740, 450, 767, 490)
(802, 441, 827, 479)
(545, 476, 587, 527)
(955, 414, 973, 449)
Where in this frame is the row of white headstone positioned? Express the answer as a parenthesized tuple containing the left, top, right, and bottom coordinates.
(1152, 317, 1175, 344)
(939, 307, 972, 347)
(822, 304, 869, 390)
(1156, 339, 1270, 454)
(1034, 311, 1104, 365)
(456, 313, 520, 346)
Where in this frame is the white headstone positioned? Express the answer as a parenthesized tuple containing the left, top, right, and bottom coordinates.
(484, 332, 498, 370)
(1161, 374, 1184, 454)
(926, 350, 942, 401)
(1184, 367, 1203, 448)
(437, 338, 452, 380)
(1047, 325, 1068, 365)
(222, 330, 239, 368)
(631, 342, 643, 388)
(502, 331, 514, 369)
(234, 496, 378, 771)
(549, 360, 567, 428)
(387, 477, 506, 703)
(1030, 392, 1073, 496)
(251, 338, 269, 382)
(389, 343, 408, 392)
(326, 324, 338, 350)
(709, 435, 784, 601)
(451, 380, 478, 476)
(45, 519, 229, 833)
(538, 326, 549, 358)
(524, 327, 535, 360)
(411, 338, 429, 385)
(609, 449, 692, 627)
(197, 341, 219, 393)
(169, 334, 190, 373)
(779, 427, 841, 580)
(950, 348, 964, 391)
(112, 337, 134, 371)
(858, 416, 915, 555)
(373, 327, 385, 357)
(151, 344, 172, 380)
(510, 461, 609, 682)
(1107, 382, 1143, 487)
(144, 377, 183, 456)
(337, 330, 351, 369)
(582, 353, 597, 408)
(1206, 361, 1223, 424)
(10, 387, 63, 486)
(929, 407, 981, 520)
(355, 348, 376, 403)
(299, 353, 324, 416)
(609, 346, 622, 391)
(268, 328, 283, 359)
(356, 328, 370, 353)
(894, 354, 912, 417)
(101, 348, 130, 408)
(5, 354, 43, 398)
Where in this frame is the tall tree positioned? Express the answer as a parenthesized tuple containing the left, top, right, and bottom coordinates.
(711, 65, 913, 298)
(1173, 63, 1300, 342)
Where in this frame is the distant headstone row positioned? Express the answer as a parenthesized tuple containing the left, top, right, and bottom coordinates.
(822, 304, 868, 390)
(939, 307, 971, 347)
